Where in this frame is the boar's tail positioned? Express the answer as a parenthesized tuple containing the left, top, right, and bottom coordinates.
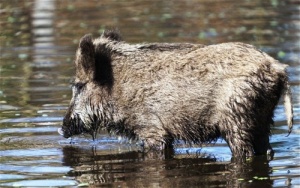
(283, 79, 293, 136)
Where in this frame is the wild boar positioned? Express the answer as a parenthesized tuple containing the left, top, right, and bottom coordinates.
(59, 30, 293, 157)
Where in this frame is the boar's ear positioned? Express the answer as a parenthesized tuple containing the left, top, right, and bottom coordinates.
(75, 34, 95, 82)
(93, 43, 114, 89)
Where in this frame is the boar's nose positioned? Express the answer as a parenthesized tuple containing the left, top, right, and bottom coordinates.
(58, 128, 63, 136)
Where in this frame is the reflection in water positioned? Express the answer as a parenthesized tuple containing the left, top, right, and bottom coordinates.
(62, 146, 275, 187)
(32, 0, 56, 65)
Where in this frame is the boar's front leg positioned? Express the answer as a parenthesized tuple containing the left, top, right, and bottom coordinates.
(136, 125, 173, 151)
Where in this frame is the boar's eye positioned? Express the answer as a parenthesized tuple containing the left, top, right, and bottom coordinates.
(74, 82, 86, 91)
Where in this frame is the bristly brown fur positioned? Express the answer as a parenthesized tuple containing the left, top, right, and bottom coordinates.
(60, 30, 293, 157)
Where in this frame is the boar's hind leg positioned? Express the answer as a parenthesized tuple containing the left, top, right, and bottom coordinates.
(224, 131, 255, 157)
(225, 125, 273, 157)
(253, 132, 273, 155)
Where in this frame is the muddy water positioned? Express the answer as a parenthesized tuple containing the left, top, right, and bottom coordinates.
(0, 0, 299, 187)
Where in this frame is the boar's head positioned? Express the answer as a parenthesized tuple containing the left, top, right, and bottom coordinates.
(59, 33, 115, 140)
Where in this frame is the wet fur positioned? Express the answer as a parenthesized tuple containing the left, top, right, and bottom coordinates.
(61, 30, 293, 157)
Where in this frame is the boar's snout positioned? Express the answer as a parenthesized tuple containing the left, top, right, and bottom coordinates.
(58, 118, 74, 139)
(58, 127, 71, 139)
(59, 114, 89, 138)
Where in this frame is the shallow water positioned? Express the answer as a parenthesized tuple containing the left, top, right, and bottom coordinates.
(0, 0, 299, 187)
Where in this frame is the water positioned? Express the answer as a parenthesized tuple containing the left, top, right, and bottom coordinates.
(0, 0, 299, 187)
